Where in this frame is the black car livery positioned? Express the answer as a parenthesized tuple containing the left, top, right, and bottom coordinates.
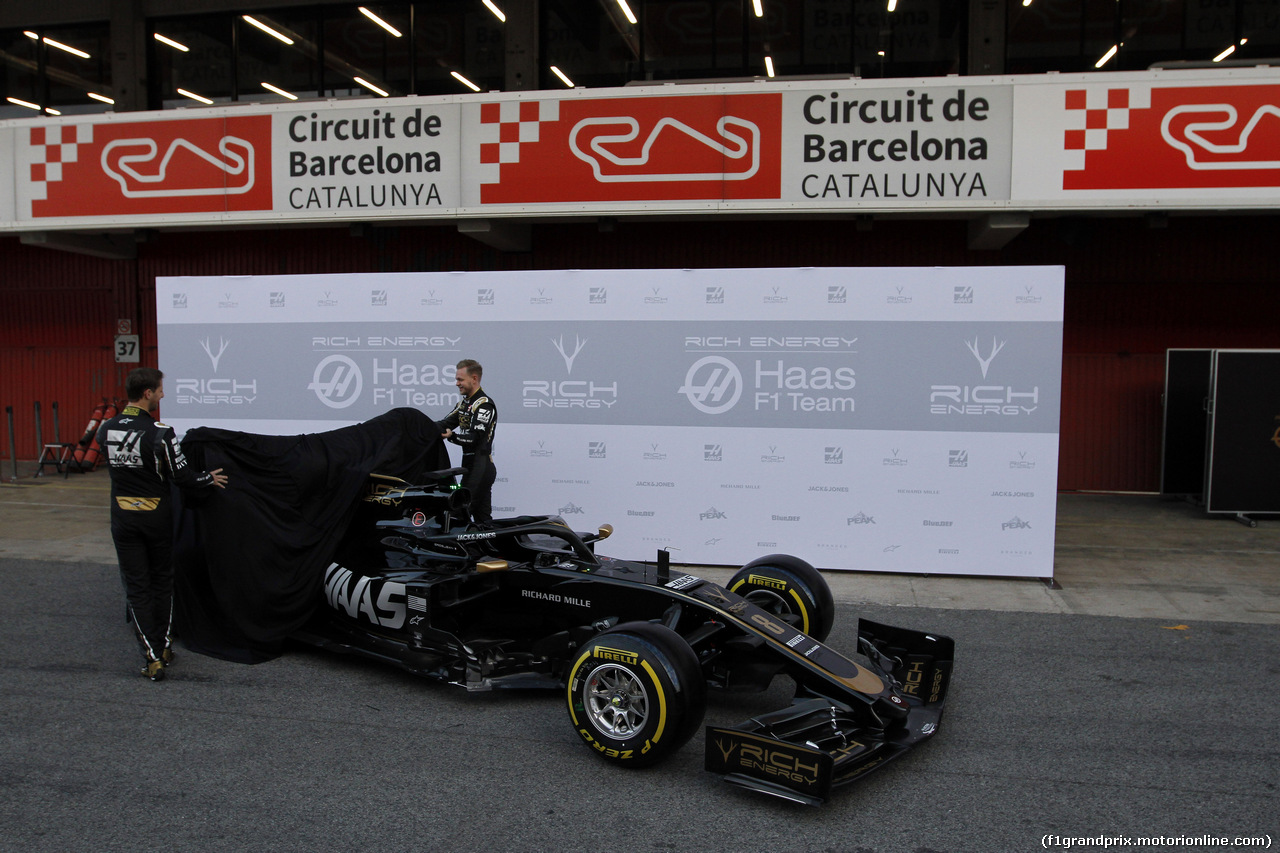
(293, 471, 956, 806)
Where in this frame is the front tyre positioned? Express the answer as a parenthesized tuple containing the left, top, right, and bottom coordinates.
(729, 554, 835, 642)
(566, 622, 705, 768)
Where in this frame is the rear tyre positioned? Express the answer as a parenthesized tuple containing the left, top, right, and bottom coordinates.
(728, 554, 835, 642)
(566, 621, 705, 768)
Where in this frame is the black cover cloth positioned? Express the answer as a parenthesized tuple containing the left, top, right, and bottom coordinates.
(173, 408, 449, 663)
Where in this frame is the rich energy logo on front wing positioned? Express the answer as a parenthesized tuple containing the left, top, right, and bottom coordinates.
(710, 735, 828, 790)
(929, 336, 1039, 417)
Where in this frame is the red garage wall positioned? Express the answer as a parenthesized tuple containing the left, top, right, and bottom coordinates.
(3, 214, 1277, 491)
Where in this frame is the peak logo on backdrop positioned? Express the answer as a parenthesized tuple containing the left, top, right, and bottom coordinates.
(26, 116, 272, 217)
(476, 94, 782, 204)
(1062, 85, 1280, 190)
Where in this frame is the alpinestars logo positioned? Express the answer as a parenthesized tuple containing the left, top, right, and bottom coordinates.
(1062, 84, 1280, 190)
(475, 93, 782, 204)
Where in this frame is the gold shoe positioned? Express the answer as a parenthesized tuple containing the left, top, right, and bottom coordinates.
(141, 660, 166, 681)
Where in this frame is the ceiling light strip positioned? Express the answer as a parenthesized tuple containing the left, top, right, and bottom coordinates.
(358, 7, 402, 37)
(353, 76, 390, 97)
(177, 87, 214, 104)
(243, 15, 295, 45)
(154, 33, 190, 52)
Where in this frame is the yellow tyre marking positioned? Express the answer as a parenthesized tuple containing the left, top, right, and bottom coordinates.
(640, 660, 666, 744)
(788, 588, 810, 635)
(567, 645, 667, 747)
(731, 575, 811, 636)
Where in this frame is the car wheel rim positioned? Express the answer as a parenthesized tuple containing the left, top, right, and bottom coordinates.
(584, 664, 649, 737)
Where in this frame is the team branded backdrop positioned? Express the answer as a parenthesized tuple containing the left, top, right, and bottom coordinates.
(3, 67, 1279, 231)
(157, 267, 1063, 578)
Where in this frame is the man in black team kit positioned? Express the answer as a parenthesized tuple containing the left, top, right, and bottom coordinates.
(98, 367, 228, 681)
(438, 358, 497, 526)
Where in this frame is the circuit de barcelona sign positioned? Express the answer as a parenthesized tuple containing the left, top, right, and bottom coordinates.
(3, 67, 1280, 229)
(156, 267, 1064, 579)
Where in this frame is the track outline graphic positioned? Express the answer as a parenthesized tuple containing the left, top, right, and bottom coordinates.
(568, 115, 760, 183)
(1160, 103, 1280, 170)
(100, 135, 256, 198)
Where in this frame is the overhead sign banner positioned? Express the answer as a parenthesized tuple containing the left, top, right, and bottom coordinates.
(4, 68, 1278, 231)
(20, 114, 274, 218)
(275, 103, 462, 214)
(1011, 74, 1280, 203)
(157, 266, 1064, 579)
(465, 93, 784, 205)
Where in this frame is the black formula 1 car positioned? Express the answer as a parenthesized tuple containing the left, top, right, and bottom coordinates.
(293, 470, 955, 805)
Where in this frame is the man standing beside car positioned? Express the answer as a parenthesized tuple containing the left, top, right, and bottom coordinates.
(98, 367, 228, 681)
(438, 358, 497, 526)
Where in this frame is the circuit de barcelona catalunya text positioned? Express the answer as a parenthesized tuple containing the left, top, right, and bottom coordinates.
(294, 471, 956, 805)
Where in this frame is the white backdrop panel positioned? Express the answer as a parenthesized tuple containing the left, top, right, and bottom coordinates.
(157, 266, 1063, 577)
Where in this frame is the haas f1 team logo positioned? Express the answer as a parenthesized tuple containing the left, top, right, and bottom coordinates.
(26, 115, 272, 217)
(477, 93, 781, 204)
(1063, 84, 1280, 190)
